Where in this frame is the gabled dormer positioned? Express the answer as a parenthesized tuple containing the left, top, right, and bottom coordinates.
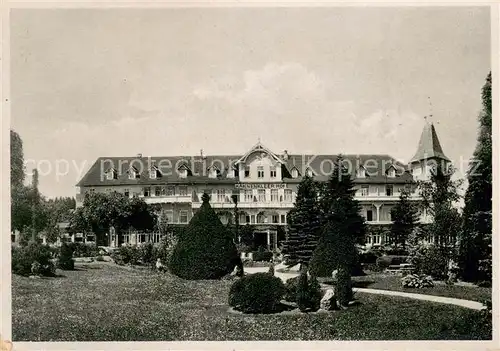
(386, 164, 397, 178)
(149, 165, 162, 179)
(290, 166, 300, 178)
(207, 164, 221, 179)
(105, 167, 118, 180)
(128, 166, 140, 180)
(177, 163, 191, 179)
(305, 167, 315, 177)
(356, 166, 367, 178)
(226, 164, 239, 178)
(234, 141, 285, 166)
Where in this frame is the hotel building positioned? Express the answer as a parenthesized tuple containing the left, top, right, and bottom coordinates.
(76, 121, 450, 249)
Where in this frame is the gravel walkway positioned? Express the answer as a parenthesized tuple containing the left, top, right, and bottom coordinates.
(244, 266, 487, 311)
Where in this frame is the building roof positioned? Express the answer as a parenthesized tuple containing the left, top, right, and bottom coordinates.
(76, 152, 414, 187)
(410, 122, 450, 163)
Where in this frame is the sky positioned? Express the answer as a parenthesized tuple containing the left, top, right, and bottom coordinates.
(10, 7, 491, 198)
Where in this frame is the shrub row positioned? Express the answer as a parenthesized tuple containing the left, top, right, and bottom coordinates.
(111, 239, 177, 268)
(67, 243, 99, 258)
(251, 251, 273, 262)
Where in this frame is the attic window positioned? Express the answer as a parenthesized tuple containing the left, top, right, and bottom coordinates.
(306, 168, 313, 177)
(291, 168, 299, 178)
(387, 167, 396, 178)
(128, 168, 139, 180)
(208, 167, 220, 179)
(179, 169, 187, 178)
(150, 169, 157, 179)
(357, 167, 366, 178)
(106, 169, 118, 180)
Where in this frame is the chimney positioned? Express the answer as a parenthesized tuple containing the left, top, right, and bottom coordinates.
(283, 150, 289, 160)
(200, 149, 206, 160)
(136, 153, 142, 158)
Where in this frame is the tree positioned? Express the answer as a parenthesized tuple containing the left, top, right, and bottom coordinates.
(460, 72, 492, 282)
(390, 186, 419, 250)
(69, 192, 156, 246)
(309, 157, 366, 307)
(10, 130, 25, 187)
(418, 164, 462, 248)
(416, 164, 462, 279)
(239, 224, 255, 248)
(29, 169, 48, 242)
(281, 175, 321, 270)
(231, 193, 240, 244)
(10, 130, 32, 242)
(169, 193, 239, 280)
(44, 197, 77, 243)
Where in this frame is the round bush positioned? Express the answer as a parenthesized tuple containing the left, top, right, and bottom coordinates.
(228, 273, 286, 314)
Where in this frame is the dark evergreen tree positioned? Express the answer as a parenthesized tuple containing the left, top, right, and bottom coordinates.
(169, 193, 239, 280)
(460, 72, 492, 282)
(10, 129, 25, 187)
(281, 175, 321, 269)
(58, 242, 75, 270)
(418, 165, 462, 249)
(309, 157, 366, 285)
(390, 186, 419, 249)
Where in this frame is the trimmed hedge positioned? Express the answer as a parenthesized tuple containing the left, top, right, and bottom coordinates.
(228, 273, 286, 313)
(376, 255, 409, 270)
(67, 243, 99, 258)
(252, 251, 273, 262)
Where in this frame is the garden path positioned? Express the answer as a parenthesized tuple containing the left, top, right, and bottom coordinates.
(244, 266, 487, 311)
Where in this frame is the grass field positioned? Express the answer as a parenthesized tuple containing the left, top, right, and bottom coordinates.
(12, 263, 491, 341)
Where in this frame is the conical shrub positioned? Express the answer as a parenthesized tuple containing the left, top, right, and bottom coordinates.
(169, 193, 239, 280)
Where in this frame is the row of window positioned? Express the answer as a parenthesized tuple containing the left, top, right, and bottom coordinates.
(140, 185, 189, 197)
(364, 210, 392, 222)
(106, 166, 282, 180)
(358, 184, 412, 197)
(238, 213, 286, 224)
(158, 210, 189, 224)
(107, 165, 400, 181)
(215, 189, 293, 203)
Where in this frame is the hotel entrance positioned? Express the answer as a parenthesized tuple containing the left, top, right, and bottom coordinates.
(253, 229, 279, 251)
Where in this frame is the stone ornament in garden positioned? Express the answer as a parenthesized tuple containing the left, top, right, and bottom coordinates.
(320, 289, 337, 311)
(331, 269, 339, 283)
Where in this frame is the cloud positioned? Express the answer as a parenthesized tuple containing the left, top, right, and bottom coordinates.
(28, 62, 429, 197)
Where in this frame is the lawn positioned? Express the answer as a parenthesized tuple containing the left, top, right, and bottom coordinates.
(12, 263, 491, 341)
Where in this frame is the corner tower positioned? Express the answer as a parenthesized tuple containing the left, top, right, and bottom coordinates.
(409, 120, 450, 181)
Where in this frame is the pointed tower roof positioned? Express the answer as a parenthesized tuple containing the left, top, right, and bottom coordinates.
(410, 121, 450, 163)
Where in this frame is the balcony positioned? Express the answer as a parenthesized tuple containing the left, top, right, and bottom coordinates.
(354, 194, 423, 202)
(140, 195, 192, 204)
(192, 201, 294, 209)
